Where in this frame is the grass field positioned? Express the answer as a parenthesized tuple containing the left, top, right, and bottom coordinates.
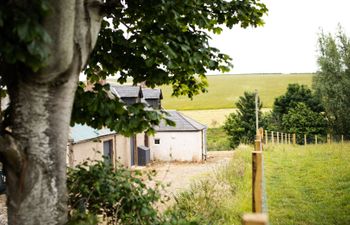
(181, 108, 271, 128)
(162, 73, 313, 110)
(265, 144, 350, 225)
(171, 143, 350, 224)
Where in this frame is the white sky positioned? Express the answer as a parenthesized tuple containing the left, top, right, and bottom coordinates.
(209, 0, 350, 74)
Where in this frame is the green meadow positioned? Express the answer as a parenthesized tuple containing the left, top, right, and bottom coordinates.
(265, 144, 350, 225)
(161, 73, 313, 110)
(171, 143, 350, 225)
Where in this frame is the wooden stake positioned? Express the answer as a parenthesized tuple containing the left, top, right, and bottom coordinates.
(304, 134, 307, 145)
(277, 132, 279, 144)
(293, 133, 296, 145)
(341, 135, 344, 144)
(327, 134, 331, 144)
(271, 131, 274, 144)
(255, 131, 262, 152)
(288, 133, 291, 144)
(252, 151, 263, 213)
(242, 213, 268, 225)
(315, 135, 318, 144)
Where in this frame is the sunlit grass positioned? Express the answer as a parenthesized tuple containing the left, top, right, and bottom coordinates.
(265, 143, 350, 225)
(162, 73, 313, 110)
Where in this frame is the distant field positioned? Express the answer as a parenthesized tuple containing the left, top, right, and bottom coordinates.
(162, 73, 313, 110)
(181, 108, 271, 128)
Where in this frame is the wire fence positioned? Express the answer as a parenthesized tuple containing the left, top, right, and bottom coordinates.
(264, 130, 350, 145)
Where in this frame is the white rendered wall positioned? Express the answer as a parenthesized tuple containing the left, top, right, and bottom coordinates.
(150, 131, 203, 161)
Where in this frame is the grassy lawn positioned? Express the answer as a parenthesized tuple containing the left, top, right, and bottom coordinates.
(265, 143, 350, 225)
(162, 73, 313, 110)
(170, 143, 350, 225)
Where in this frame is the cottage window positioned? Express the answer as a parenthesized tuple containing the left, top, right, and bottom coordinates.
(154, 138, 160, 144)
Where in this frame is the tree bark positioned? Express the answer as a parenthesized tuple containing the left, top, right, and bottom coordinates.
(0, 0, 102, 224)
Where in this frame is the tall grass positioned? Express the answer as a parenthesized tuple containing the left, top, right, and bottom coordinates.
(167, 147, 252, 225)
(265, 143, 350, 225)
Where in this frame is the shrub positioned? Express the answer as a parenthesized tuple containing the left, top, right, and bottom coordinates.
(223, 91, 263, 149)
(67, 160, 200, 225)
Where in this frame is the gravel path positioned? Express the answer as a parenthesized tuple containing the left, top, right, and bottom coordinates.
(145, 151, 234, 210)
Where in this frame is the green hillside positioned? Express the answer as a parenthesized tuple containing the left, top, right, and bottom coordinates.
(161, 73, 314, 110)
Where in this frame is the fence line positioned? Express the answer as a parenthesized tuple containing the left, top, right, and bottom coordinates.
(263, 131, 348, 145)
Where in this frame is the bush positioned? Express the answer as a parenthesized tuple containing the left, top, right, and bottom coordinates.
(67, 160, 200, 225)
(223, 91, 264, 149)
(282, 102, 327, 144)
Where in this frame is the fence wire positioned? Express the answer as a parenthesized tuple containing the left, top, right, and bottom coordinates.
(261, 154, 268, 214)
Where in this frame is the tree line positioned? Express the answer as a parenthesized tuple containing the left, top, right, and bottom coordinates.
(224, 27, 350, 148)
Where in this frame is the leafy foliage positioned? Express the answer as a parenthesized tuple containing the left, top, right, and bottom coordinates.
(270, 83, 324, 131)
(71, 82, 175, 136)
(67, 160, 163, 224)
(67, 160, 200, 225)
(281, 103, 327, 143)
(313, 26, 350, 135)
(223, 91, 263, 148)
(0, 0, 51, 71)
(72, 0, 268, 134)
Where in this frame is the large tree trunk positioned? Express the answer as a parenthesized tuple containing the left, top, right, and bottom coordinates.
(0, 0, 102, 224)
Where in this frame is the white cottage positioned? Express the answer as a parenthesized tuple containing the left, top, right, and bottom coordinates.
(68, 85, 207, 167)
(150, 110, 207, 162)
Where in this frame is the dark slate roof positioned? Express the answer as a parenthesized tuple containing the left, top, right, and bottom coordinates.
(142, 88, 163, 100)
(111, 85, 143, 98)
(70, 124, 115, 143)
(155, 110, 206, 132)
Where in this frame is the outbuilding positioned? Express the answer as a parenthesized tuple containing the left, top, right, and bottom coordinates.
(150, 110, 207, 162)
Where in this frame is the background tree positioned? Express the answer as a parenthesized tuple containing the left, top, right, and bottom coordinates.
(282, 103, 327, 144)
(0, 1, 267, 224)
(270, 83, 324, 131)
(313, 27, 350, 136)
(223, 91, 263, 149)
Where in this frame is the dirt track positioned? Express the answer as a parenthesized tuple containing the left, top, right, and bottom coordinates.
(145, 151, 234, 209)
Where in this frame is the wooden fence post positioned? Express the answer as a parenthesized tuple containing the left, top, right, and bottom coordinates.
(288, 133, 290, 144)
(327, 134, 331, 144)
(242, 213, 268, 225)
(277, 132, 279, 144)
(252, 151, 263, 213)
(315, 135, 318, 144)
(342, 135, 344, 144)
(281, 133, 284, 144)
(304, 134, 307, 145)
(271, 131, 274, 144)
(293, 133, 296, 145)
(255, 131, 262, 152)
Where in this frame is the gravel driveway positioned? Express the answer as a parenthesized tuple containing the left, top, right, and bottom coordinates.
(145, 151, 234, 210)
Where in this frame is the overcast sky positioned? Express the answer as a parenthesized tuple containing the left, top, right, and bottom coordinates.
(209, 0, 350, 74)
